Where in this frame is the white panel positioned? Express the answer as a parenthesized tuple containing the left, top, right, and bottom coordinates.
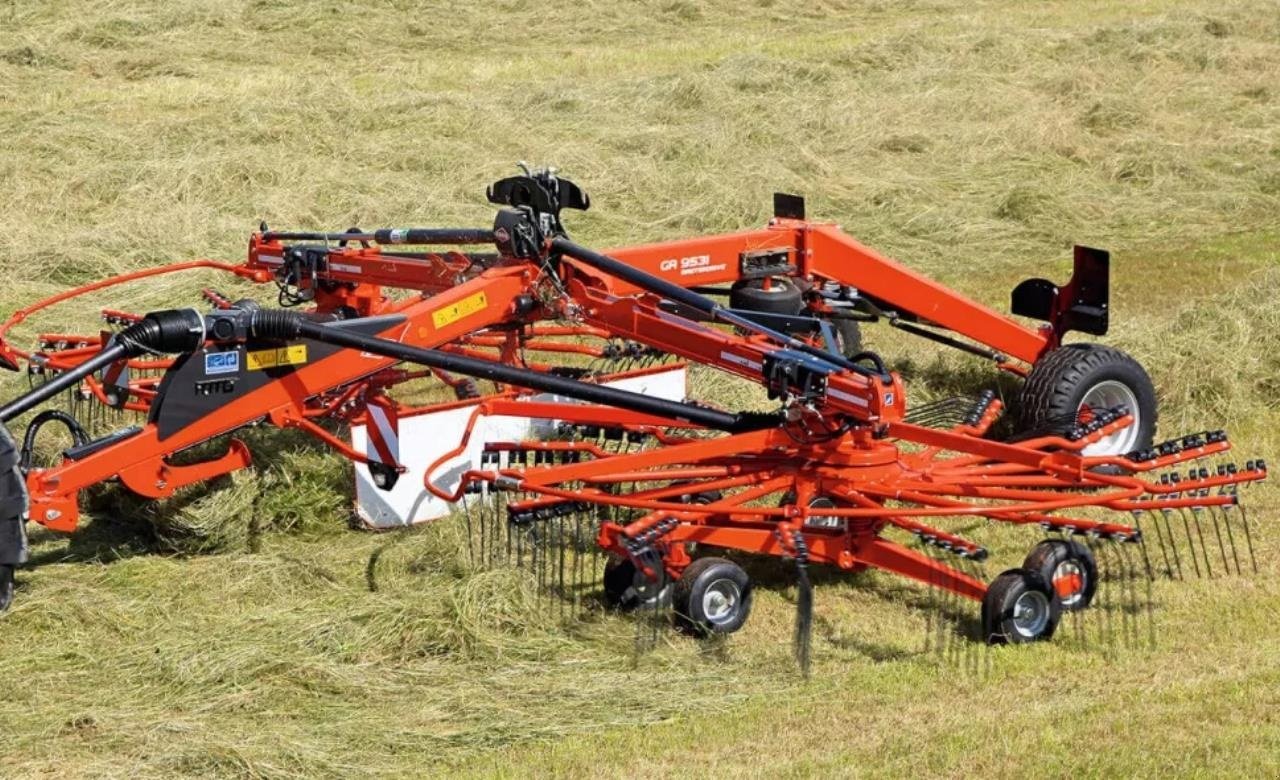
(351, 366, 687, 528)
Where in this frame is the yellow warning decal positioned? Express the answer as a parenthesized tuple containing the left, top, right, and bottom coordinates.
(431, 291, 488, 330)
(246, 344, 308, 371)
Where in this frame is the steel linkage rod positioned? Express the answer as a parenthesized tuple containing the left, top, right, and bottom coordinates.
(260, 228, 495, 245)
(255, 311, 776, 434)
(549, 237, 890, 382)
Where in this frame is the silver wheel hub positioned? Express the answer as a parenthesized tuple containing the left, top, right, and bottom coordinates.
(1079, 380, 1142, 457)
(1011, 590, 1050, 638)
(702, 578, 741, 625)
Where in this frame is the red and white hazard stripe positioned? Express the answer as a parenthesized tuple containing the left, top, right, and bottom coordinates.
(364, 395, 400, 467)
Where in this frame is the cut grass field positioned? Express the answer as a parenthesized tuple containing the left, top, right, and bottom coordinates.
(2, 0, 1280, 776)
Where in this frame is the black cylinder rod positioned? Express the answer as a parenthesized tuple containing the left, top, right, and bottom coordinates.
(548, 237, 886, 381)
(0, 344, 127, 423)
(261, 228, 495, 245)
(266, 314, 773, 434)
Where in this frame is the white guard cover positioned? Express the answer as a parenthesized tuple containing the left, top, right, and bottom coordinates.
(350, 366, 687, 528)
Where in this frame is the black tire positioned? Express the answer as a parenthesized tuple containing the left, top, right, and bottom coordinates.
(982, 568, 1061, 644)
(603, 555, 669, 611)
(0, 564, 13, 612)
(1022, 539, 1097, 612)
(1019, 344, 1157, 458)
(674, 556, 752, 636)
(728, 278, 803, 315)
(830, 318, 863, 358)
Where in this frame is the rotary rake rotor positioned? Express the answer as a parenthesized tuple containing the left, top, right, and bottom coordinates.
(443, 377, 1263, 668)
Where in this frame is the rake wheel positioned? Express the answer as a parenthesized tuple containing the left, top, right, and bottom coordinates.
(603, 555, 671, 611)
(674, 557, 752, 637)
(728, 278, 803, 314)
(1020, 344, 1157, 458)
(1023, 539, 1097, 612)
(830, 318, 863, 359)
(982, 569, 1060, 644)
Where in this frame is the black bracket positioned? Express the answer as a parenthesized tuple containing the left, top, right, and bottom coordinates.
(486, 173, 590, 216)
(762, 349, 833, 402)
(1011, 245, 1110, 337)
(773, 192, 806, 220)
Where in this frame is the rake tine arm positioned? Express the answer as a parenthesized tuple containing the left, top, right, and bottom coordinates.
(604, 472, 777, 505)
(575, 466, 738, 484)
(511, 477, 1154, 522)
(854, 484, 1141, 540)
(511, 427, 788, 488)
(899, 414, 1136, 472)
(829, 484, 990, 557)
(928, 436, 1232, 479)
(857, 538, 988, 602)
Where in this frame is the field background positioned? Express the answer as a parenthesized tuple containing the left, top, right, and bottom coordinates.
(2, 0, 1280, 777)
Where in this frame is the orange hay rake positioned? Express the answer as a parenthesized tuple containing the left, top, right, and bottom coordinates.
(0, 168, 1260, 667)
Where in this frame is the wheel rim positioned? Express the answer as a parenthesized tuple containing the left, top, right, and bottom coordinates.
(1078, 380, 1142, 456)
(1011, 589, 1050, 638)
(701, 578, 741, 626)
(1051, 560, 1086, 607)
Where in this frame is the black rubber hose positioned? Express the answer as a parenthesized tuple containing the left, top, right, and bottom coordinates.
(19, 410, 89, 472)
(0, 309, 204, 423)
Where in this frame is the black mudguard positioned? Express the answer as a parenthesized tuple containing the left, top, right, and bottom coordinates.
(1011, 245, 1110, 338)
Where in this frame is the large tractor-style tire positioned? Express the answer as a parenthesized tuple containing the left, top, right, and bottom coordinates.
(1019, 344, 1157, 458)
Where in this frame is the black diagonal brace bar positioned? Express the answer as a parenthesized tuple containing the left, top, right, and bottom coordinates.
(548, 237, 890, 384)
(250, 311, 777, 434)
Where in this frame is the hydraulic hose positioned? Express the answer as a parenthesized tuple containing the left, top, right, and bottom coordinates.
(0, 309, 204, 423)
(19, 410, 89, 472)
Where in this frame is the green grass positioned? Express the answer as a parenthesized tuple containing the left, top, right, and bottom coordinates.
(2, 0, 1280, 776)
